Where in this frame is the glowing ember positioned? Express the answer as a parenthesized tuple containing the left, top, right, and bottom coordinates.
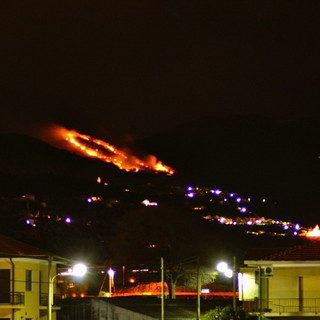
(42, 125, 174, 175)
(304, 225, 320, 238)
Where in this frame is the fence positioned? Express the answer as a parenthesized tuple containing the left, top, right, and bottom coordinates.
(244, 298, 320, 314)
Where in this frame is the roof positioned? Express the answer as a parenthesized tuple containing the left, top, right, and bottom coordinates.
(245, 240, 320, 261)
(0, 233, 64, 260)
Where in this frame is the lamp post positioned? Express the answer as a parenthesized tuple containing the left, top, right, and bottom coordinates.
(107, 268, 115, 297)
(216, 257, 237, 310)
(48, 263, 87, 320)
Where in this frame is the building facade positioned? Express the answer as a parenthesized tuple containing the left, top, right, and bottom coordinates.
(0, 234, 64, 320)
(240, 240, 320, 319)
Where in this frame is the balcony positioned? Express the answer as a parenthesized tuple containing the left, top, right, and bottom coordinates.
(0, 292, 24, 306)
(244, 298, 320, 316)
(40, 293, 62, 307)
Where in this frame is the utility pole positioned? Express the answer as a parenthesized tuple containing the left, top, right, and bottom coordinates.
(197, 257, 201, 320)
(161, 257, 164, 320)
(233, 256, 236, 310)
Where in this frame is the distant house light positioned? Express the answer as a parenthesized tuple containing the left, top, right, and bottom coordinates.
(219, 217, 226, 224)
(141, 199, 158, 207)
(87, 197, 103, 203)
(65, 217, 72, 224)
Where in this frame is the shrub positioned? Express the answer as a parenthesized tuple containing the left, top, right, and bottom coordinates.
(203, 305, 257, 320)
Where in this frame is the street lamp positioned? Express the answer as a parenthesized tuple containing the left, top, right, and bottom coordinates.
(107, 268, 115, 297)
(216, 257, 236, 310)
(48, 263, 87, 320)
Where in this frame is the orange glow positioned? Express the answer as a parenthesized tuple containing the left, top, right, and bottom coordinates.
(42, 125, 175, 175)
(304, 225, 320, 238)
(111, 282, 234, 298)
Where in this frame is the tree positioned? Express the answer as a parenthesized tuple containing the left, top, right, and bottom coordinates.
(109, 205, 212, 298)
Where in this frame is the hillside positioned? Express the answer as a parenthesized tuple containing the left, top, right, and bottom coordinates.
(138, 116, 319, 224)
(0, 118, 317, 263)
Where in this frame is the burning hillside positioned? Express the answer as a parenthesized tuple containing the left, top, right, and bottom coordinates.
(41, 125, 174, 175)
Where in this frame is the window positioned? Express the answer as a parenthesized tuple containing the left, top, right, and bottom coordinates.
(0, 269, 10, 303)
(26, 270, 32, 291)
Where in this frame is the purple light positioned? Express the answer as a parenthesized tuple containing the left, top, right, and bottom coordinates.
(236, 197, 241, 203)
(87, 198, 92, 203)
(65, 217, 72, 224)
(239, 207, 247, 213)
(187, 192, 195, 198)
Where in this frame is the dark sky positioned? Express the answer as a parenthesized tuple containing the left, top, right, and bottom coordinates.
(1, 1, 320, 142)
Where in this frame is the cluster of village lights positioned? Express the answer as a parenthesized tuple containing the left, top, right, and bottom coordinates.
(185, 185, 316, 236)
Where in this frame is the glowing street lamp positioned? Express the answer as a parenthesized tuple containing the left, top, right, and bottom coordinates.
(216, 258, 237, 310)
(107, 268, 115, 297)
(216, 261, 229, 274)
(48, 263, 87, 320)
(61, 263, 88, 277)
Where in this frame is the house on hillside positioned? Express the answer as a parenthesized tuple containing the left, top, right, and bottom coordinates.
(239, 240, 320, 319)
(0, 234, 67, 320)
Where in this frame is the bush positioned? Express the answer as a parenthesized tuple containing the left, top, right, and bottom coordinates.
(203, 305, 257, 320)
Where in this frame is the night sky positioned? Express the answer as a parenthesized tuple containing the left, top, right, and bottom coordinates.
(0, 1, 319, 226)
(1, 1, 320, 141)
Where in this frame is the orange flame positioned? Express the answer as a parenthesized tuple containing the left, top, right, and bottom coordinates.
(43, 125, 174, 175)
(305, 225, 320, 238)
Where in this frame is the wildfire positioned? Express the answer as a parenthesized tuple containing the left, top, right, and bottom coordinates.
(43, 125, 174, 175)
(304, 225, 320, 238)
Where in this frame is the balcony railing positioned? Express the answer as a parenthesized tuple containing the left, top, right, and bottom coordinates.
(0, 292, 24, 305)
(244, 298, 320, 314)
(40, 293, 62, 307)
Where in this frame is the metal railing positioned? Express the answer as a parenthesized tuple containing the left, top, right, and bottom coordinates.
(40, 293, 62, 306)
(244, 298, 320, 314)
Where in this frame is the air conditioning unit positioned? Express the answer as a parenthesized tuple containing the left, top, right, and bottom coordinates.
(262, 266, 273, 276)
